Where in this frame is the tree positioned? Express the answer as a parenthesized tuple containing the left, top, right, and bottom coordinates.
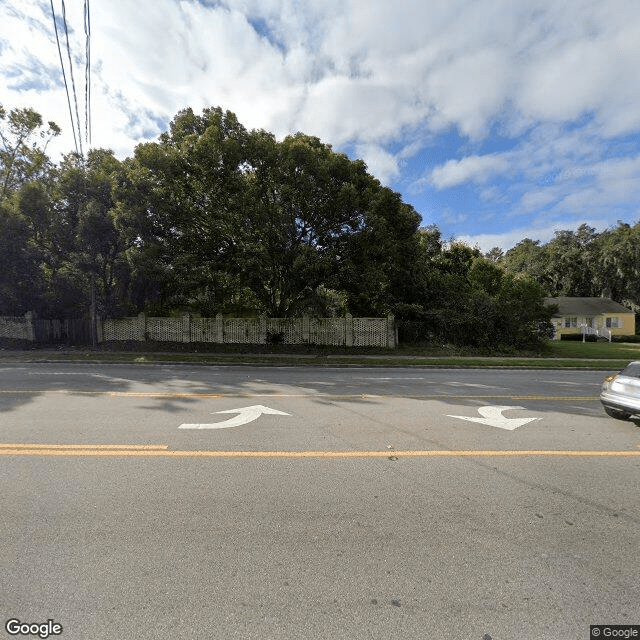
(468, 257, 504, 296)
(333, 177, 421, 316)
(484, 246, 504, 263)
(121, 107, 250, 315)
(239, 131, 368, 316)
(543, 224, 598, 296)
(0, 106, 62, 315)
(121, 108, 423, 318)
(0, 105, 60, 201)
(0, 201, 43, 314)
(594, 222, 640, 308)
(502, 238, 548, 284)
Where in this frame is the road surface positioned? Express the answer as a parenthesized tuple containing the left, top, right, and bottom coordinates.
(1, 363, 639, 639)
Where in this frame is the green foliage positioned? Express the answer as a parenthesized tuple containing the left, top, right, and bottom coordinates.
(502, 221, 640, 312)
(0, 104, 60, 200)
(0, 201, 43, 314)
(397, 245, 553, 350)
(0, 103, 573, 351)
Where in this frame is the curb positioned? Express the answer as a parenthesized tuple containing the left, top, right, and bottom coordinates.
(0, 357, 622, 371)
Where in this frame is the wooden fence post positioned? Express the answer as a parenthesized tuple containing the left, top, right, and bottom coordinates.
(215, 314, 224, 344)
(345, 314, 353, 347)
(302, 316, 310, 343)
(182, 313, 191, 343)
(259, 316, 267, 343)
(24, 311, 35, 342)
(138, 312, 146, 341)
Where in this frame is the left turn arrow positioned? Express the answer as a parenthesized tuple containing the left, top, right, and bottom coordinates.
(446, 405, 538, 431)
(179, 405, 291, 430)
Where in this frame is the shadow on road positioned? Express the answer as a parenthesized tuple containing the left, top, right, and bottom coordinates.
(0, 361, 619, 425)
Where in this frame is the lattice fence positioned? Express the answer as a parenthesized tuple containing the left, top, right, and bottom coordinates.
(306, 318, 348, 346)
(103, 314, 396, 346)
(223, 318, 263, 344)
(0, 316, 34, 340)
(190, 318, 223, 343)
(352, 317, 390, 347)
(1, 313, 397, 347)
(147, 317, 185, 342)
(103, 317, 141, 341)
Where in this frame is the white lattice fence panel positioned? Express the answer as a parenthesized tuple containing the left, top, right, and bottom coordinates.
(353, 318, 388, 347)
(103, 318, 140, 341)
(191, 318, 221, 342)
(309, 318, 346, 345)
(147, 317, 183, 342)
(0, 317, 33, 340)
(265, 319, 303, 344)
(100, 315, 394, 346)
(223, 318, 263, 343)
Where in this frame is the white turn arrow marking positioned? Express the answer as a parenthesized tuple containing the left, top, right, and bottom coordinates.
(446, 405, 538, 431)
(179, 405, 290, 430)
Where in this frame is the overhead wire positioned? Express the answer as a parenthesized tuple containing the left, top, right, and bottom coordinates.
(60, 0, 83, 157)
(49, 0, 79, 155)
(84, 0, 91, 147)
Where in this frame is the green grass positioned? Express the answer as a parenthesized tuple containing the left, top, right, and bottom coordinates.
(2, 350, 630, 370)
(546, 340, 640, 360)
(2, 339, 639, 370)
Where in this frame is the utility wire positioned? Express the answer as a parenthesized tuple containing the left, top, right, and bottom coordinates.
(61, 0, 83, 157)
(84, 0, 91, 147)
(50, 0, 79, 155)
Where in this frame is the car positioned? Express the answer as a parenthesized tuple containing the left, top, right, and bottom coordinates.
(600, 361, 640, 420)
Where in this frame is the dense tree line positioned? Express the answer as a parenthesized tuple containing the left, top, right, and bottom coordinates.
(492, 222, 640, 313)
(0, 104, 575, 349)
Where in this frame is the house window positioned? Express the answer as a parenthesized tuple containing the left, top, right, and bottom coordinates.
(606, 317, 620, 328)
(564, 317, 577, 328)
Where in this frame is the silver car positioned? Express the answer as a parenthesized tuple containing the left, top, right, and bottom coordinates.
(600, 361, 640, 420)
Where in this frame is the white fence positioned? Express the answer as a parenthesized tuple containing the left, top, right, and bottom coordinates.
(0, 315, 34, 341)
(103, 314, 397, 348)
(579, 324, 612, 342)
(2, 313, 397, 348)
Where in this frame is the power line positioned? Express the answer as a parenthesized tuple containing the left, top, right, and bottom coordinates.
(50, 0, 79, 155)
(84, 0, 91, 147)
(61, 0, 83, 157)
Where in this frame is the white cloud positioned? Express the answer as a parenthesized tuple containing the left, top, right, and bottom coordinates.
(440, 208, 469, 225)
(429, 154, 512, 189)
(479, 186, 509, 203)
(457, 218, 612, 253)
(354, 143, 400, 184)
(519, 187, 560, 213)
(1, 0, 639, 239)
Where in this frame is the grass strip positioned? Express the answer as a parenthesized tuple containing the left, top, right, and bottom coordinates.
(1, 351, 629, 370)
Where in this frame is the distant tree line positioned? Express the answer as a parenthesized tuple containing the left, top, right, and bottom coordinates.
(488, 224, 640, 313)
(5, 103, 636, 349)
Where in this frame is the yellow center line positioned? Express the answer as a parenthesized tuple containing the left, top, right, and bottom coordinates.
(0, 446, 638, 458)
(0, 443, 169, 450)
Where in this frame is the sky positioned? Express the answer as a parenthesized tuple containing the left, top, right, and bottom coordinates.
(1, 0, 640, 252)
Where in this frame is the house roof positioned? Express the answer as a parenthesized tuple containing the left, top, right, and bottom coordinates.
(544, 297, 634, 317)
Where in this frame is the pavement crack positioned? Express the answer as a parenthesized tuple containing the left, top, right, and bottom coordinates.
(463, 459, 640, 526)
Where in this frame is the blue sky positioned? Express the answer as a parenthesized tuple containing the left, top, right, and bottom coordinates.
(2, 0, 640, 251)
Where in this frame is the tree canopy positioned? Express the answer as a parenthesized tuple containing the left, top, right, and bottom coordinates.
(500, 222, 640, 312)
(9, 103, 626, 350)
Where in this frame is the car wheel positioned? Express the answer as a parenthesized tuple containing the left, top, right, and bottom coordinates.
(604, 406, 631, 420)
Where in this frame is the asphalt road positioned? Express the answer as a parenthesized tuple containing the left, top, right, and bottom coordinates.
(1, 363, 639, 640)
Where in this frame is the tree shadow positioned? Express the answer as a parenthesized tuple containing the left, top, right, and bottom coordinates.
(0, 361, 619, 423)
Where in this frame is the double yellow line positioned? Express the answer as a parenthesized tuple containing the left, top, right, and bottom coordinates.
(1, 444, 638, 458)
